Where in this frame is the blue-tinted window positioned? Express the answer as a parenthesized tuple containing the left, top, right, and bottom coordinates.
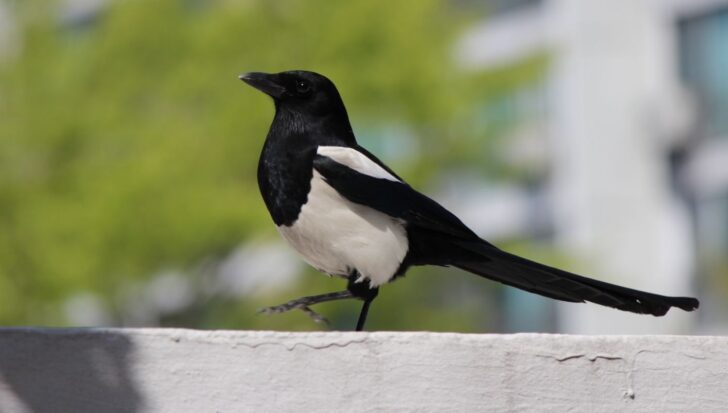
(679, 8, 728, 138)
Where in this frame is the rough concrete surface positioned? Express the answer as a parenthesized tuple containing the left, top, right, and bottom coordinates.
(0, 329, 726, 412)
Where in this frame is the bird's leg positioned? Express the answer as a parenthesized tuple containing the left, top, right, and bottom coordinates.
(347, 275, 379, 332)
(258, 290, 355, 325)
(355, 297, 376, 331)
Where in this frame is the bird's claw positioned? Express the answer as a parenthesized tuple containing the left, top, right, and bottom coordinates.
(257, 302, 330, 325)
(300, 306, 330, 325)
(257, 295, 318, 314)
(257, 290, 355, 326)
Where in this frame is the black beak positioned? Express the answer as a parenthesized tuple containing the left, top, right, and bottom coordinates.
(239, 72, 286, 99)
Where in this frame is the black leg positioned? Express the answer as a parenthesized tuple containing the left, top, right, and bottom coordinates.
(258, 272, 380, 330)
(258, 290, 355, 325)
(355, 297, 375, 331)
(348, 275, 379, 332)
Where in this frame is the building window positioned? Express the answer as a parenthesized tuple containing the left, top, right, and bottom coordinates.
(678, 7, 728, 328)
(679, 7, 728, 139)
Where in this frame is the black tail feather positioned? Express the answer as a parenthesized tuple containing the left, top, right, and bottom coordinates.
(453, 243, 699, 316)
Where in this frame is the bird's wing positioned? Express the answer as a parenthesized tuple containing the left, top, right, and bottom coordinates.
(313, 146, 699, 316)
(313, 146, 482, 241)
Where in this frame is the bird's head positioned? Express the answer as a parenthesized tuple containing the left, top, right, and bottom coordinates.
(240, 70, 347, 119)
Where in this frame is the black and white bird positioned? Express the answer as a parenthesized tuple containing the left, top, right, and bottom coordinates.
(240, 70, 699, 331)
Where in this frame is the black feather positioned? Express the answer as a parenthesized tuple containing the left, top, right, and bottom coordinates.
(314, 155, 699, 316)
(452, 241, 699, 316)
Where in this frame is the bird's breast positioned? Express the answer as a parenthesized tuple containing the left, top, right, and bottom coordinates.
(277, 171, 408, 287)
(257, 142, 315, 226)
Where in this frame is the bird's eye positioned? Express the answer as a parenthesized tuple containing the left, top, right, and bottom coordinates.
(295, 80, 311, 94)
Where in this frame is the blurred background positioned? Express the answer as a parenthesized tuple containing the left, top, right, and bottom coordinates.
(0, 0, 725, 334)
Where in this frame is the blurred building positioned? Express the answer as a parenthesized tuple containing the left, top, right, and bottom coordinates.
(457, 0, 728, 333)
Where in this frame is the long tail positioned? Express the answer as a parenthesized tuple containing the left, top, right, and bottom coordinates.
(452, 243, 699, 316)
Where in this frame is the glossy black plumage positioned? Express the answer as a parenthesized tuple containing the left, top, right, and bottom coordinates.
(313, 156, 698, 315)
(242, 70, 699, 330)
(250, 71, 356, 226)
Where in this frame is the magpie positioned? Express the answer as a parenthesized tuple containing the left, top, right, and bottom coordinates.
(240, 70, 699, 331)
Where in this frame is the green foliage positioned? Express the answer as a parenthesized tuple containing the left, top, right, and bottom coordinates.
(0, 0, 544, 329)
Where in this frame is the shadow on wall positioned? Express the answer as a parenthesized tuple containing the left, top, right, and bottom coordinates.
(0, 328, 143, 413)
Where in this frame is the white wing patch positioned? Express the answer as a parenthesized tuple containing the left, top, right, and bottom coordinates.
(316, 146, 400, 182)
(277, 171, 408, 287)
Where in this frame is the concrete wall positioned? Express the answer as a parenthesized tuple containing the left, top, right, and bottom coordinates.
(0, 329, 726, 412)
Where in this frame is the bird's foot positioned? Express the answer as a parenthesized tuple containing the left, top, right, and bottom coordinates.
(257, 290, 355, 326)
(299, 306, 330, 326)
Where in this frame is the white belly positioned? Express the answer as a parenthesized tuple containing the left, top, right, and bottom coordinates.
(277, 171, 408, 287)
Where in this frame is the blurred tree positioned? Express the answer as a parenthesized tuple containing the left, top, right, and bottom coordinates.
(0, 0, 546, 329)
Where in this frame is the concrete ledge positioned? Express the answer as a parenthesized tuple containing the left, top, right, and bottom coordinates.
(0, 329, 726, 412)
